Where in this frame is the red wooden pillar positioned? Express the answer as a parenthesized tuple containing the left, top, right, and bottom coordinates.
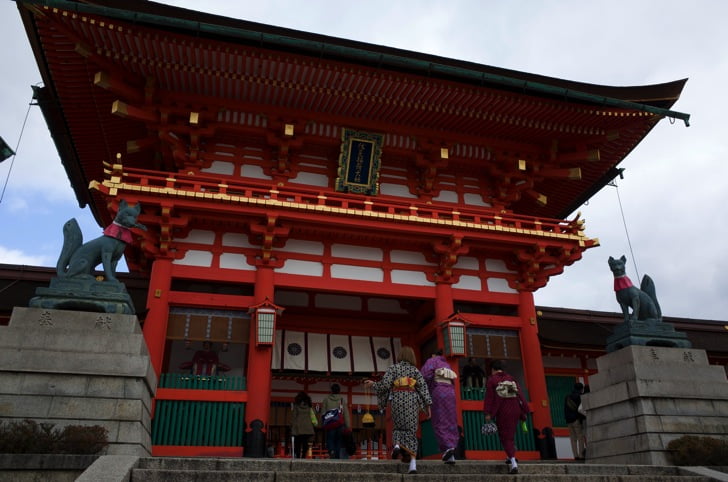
(518, 290, 552, 431)
(244, 264, 275, 457)
(143, 257, 172, 376)
(434, 282, 465, 428)
(434, 282, 453, 347)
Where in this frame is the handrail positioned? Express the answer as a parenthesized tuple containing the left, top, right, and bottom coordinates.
(93, 164, 593, 243)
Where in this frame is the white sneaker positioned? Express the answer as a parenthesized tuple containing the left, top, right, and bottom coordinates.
(441, 447, 455, 462)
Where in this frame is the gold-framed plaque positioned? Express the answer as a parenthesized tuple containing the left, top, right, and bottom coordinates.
(335, 128, 383, 195)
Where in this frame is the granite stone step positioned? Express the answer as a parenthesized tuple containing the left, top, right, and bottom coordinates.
(127, 458, 719, 482)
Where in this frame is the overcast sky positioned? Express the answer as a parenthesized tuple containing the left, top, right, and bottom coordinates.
(1, 1, 727, 321)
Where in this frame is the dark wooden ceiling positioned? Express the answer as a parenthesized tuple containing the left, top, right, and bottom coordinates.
(18, 0, 688, 227)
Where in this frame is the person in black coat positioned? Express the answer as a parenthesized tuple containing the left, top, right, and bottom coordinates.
(563, 382, 586, 459)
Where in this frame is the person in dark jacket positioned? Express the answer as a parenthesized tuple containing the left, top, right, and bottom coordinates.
(563, 382, 586, 460)
(291, 391, 315, 459)
(322, 383, 350, 459)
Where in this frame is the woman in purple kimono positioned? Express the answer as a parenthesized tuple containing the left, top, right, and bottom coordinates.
(483, 359, 530, 474)
(364, 346, 431, 475)
(420, 350, 459, 464)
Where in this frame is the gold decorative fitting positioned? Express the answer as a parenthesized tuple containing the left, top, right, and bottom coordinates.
(440, 147, 449, 159)
(518, 159, 527, 171)
(189, 112, 199, 125)
(284, 124, 294, 136)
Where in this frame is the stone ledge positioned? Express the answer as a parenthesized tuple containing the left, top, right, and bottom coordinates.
(0, 453, 98, 469)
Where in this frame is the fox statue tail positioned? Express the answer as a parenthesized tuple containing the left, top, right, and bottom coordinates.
(640, 274, 662, 320)
(56, 218, 83, 277)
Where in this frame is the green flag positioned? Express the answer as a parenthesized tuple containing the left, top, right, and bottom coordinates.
(0, 136, 15, 162)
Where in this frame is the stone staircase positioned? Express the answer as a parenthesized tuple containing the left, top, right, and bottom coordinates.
(74, 456, 727, 482)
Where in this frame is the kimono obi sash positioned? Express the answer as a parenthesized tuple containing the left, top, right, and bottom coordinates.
(434, 367, 457, 384)
(393, 377, 416, 391)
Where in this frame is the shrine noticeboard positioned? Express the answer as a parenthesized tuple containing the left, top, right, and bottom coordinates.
(335, 128, 383, 195)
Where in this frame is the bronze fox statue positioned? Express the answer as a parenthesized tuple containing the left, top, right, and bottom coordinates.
(608, 255, 662, 323)
(56, 200, 146, 282)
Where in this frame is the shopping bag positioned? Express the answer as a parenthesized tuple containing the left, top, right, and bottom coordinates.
(322, 408, 344, 430)
(481, 421, 498, 435)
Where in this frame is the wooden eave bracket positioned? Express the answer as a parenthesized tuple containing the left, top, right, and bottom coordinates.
(94, 71, 144, 104)
(111, 100, 158, 123)
(508, 242, 589, 292)
(265, 124, 306, 178)
(249, 215, 291, 264)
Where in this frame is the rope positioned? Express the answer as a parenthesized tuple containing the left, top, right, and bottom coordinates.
(0, 88, 37, 205)
(611, 180, 641, 280)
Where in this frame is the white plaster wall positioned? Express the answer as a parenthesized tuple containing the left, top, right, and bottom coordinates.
(391, 270, 434, 286)
(277, 259, 324, 276)
(487, 277, 517, 293)
(331, 244, 383, 261)
(278, 239, 324, 255)
(330, 264, 384, 282)
(486, 258, 515, 273)
(174, 250, 213, 267)
(201, 161, 235, 176)
(464, 192, 491, 207)
(453, 275, 481, 291)
(219, 253, 254, 270)
(222, 233, 255, 248)
(379, 183, 417, 198)
(454, 256, 479, 270)
(433, 190, 458, 203)
(241, 164, 270, 180)
(174, 229, 216, 245)
(390, 250, 434, 265)
(290, 171, 329, 188)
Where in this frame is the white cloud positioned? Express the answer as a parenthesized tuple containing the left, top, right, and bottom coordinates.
(3, 0, 728, 320)
(0, 245, 52, 266)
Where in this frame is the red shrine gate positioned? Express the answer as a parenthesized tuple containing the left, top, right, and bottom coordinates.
(17, 0, 688, 459)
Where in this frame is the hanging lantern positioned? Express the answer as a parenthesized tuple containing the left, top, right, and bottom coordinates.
(362, 385, 376, 427)
(440, 313, 470, 357)
(248, 298, 284, 346)
(362, 412, 375, 428)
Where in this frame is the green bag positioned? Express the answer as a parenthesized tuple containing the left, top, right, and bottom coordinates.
(310, 408, 318, 427)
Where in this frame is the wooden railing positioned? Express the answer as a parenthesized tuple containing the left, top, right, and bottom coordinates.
(159, 373, 246, 391)
(463, 410, 535, 451)
(152, 399, 245, 446)
(94, 164, 588, 240)
(461, 386, 486, 401)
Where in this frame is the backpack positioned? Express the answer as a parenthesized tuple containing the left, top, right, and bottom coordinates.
(495, 380, 518, 398)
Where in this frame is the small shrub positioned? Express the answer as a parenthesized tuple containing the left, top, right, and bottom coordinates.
(667, 435, 728, 466)
(58, 424, 109, 454)
(0, 419, 108, 454)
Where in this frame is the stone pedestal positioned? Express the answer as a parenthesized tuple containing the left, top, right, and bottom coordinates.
(29, 277, 136, 315)
(605, 319, 692, 353)
(0, 307, 157, 456)
(584, 345, 728, 465)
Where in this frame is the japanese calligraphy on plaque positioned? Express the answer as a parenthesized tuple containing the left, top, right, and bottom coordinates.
(335, 128, 383, 195)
